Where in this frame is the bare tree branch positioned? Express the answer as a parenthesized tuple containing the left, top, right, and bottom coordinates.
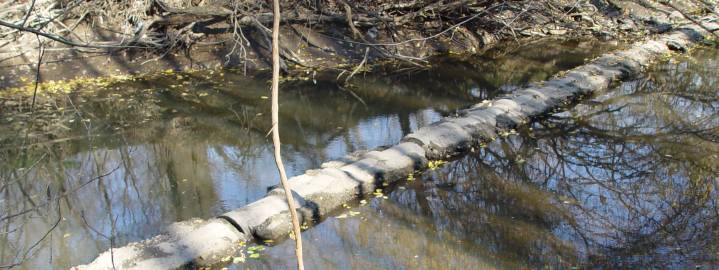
(270, 0, 305, 269)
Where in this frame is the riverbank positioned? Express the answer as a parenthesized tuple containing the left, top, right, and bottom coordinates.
(0, 0, 712, 88)
(74, 14, 719, 270)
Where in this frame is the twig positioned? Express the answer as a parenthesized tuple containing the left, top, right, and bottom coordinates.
(317, 3, 501, 47)
(30, 34, 44, 110)
(270, 0, 304, 270)
(344, 47, 369, 84)
(337, 85, 368, 107)
(340, 0, 362, 39)
(0, 20, 149, 49)
(20, 0, 37, 28)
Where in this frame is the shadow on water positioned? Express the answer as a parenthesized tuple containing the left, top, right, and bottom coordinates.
(245, 47, 719, 269)
(0, 39, 619, 269)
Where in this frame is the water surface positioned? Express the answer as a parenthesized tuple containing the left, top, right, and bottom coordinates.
(0, 39, 621, 269)
(237, 47, 719, 269)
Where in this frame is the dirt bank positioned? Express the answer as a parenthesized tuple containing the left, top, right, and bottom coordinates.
(0, 0, 713, 88)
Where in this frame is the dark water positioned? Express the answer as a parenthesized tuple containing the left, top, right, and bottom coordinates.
(0, 38, 671, 269)
(238, 47, 719, 269)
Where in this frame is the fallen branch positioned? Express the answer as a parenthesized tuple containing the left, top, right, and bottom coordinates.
(340, 0, 363, 39)
(0, 19, 149, 49)
(344, 47, 370, 84)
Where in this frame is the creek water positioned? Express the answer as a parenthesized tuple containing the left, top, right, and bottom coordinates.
(239, 46, 719, 269)
(2, 40, 715, 269)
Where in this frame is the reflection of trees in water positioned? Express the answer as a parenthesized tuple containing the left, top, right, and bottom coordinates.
(356, 39, 617, 102)
(386, 48, 719, 269)
(0, 58, 491, 268)
(0, 42, 682, 268)
(0, 138, 221, 268)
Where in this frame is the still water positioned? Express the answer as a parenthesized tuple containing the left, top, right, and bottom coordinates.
(3, 39, 712, 269)
(240, 47, 719, 269)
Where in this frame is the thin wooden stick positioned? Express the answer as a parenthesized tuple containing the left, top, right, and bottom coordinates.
(270, 0, 304, 269)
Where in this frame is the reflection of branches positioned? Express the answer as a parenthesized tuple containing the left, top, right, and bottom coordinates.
(0, 153, 46, 194)
(0, 200, 61, 269)
(389, 49, 719, 268)
(528, 57, 717, 266)
(81, 212, 117, 270)
(0, 165, 120, 223)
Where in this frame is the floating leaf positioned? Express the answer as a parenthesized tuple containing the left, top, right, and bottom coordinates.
(427, 160, 447, 170)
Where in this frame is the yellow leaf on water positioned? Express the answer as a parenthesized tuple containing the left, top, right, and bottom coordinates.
(233, 257, 245, 264)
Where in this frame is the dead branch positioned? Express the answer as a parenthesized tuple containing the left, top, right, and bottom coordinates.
(340, 0, 363, 39)
(270, 1, 305, 270)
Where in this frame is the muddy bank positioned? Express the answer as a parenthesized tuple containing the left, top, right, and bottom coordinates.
(74, 15, 718, 270)
(0, 0, 711, 88)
